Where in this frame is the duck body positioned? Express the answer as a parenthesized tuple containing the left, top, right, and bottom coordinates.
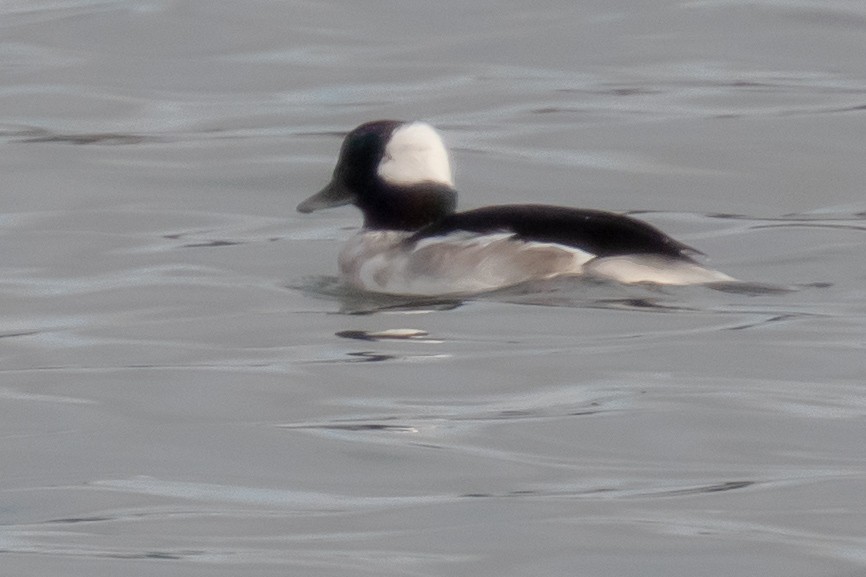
(298, 120, 733, 296)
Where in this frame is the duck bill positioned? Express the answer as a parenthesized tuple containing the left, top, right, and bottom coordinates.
(297, 179, 355, 213)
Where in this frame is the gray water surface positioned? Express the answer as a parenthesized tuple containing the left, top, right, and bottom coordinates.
(2, 1, 866, 576)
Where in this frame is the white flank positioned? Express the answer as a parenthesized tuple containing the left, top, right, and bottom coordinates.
(377, 122, 454, 187)
(339, 231, 592, 296)
(585, 255, 735, 285)
(338, 231, 735, 295)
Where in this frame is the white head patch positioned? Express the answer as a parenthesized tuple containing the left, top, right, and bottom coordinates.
(377, 122, 454, 187)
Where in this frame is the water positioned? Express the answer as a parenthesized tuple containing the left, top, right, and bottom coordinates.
(2, 1, 866, 575)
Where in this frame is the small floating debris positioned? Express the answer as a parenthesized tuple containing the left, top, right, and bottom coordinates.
(336, 328, 435, 342)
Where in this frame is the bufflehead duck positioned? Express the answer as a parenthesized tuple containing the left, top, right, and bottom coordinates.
(298, 120, 734, 295)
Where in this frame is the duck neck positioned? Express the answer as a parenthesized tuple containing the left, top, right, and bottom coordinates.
(358, 182, 457, 231)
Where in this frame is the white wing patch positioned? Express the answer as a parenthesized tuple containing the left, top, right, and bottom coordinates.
(377, 122, 454, 187)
